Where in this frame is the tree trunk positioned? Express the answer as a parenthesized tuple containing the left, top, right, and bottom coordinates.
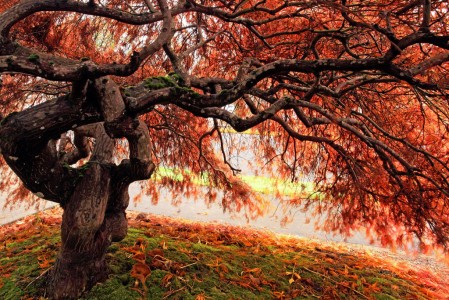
(45, 161, 107, 298)
(47, 245, 109, 300)
(0, 77, 155, 299)
(46, 161, 134, 299)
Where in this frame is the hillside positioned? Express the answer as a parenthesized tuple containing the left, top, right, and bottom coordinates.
(0, 208, 448, 299)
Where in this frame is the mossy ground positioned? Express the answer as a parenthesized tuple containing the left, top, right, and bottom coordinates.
(0, 210, 447, 299)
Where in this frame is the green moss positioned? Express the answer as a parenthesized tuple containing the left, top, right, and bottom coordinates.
(62, 162, 93, 181)
(27, 54, 40, 63)
(146, 269, 170, 299)
(175, 86, 201, 99)
(0, 221, 440, 299)
(107, 251, 132, 275)
(168, 72, 182, 82)
(0, 279, 24, 300)
(374, 294, 400, 300)
(143, 73, 191, 91)
(143, 76, 176, 90)
(192, 242, 222, 253)
(82, 277, 140, 300)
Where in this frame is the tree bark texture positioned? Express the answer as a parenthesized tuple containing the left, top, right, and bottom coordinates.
(0, 77, 155, 299)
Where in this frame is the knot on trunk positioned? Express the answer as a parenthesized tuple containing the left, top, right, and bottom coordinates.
(104, 116, 140, 139)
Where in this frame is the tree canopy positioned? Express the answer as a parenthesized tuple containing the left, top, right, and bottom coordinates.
(1, 0, 449, 296)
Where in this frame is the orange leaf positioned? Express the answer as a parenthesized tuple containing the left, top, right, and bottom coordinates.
(273, 291, 285, 299)
(366, 282, 381, 292)
(133, 252, 146, 262)
(37, 255, 54, 269)
(241, 239, 253, 247)
(130, 262, 151, 288)
(243, 267, 261, 274)
(249, 274, 261, 286)
(162, 273, 174, 287)
(195, 293, 207, 300)
(147, 248, 164, 258)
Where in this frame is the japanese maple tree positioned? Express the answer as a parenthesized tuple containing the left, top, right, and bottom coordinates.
(1, 0, 449, 298)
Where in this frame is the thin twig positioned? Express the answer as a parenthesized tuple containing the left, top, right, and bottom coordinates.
(25, 266, 52, 289)
(180, 262, 198, 269)
(163, 286, 186, 299)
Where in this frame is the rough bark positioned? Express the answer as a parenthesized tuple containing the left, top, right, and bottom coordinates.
(48, 124, 117, 299)
(0, 76, 155, 299)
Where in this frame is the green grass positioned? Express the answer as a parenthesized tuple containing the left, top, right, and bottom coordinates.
(155, 166, 316, 197)
(0, 213, 444, 299)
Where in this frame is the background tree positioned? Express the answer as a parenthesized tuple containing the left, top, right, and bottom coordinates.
(1, 0, 449, 298)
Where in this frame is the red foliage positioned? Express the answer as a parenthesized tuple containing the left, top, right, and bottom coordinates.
(1, 0, 449, 252)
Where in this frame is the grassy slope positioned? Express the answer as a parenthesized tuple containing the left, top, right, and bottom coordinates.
(0, 209, 448, 300)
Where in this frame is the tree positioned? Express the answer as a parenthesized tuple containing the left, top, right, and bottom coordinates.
(0, 0, 449, 298)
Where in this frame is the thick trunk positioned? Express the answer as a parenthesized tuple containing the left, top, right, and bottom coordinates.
(46, 162, 110, 299)
(0, 77, 155, 299)
(44, 120, 153, 299)
(46, 162, 131, 299)
(47, 211, 130, 299)
(47, 247, 109, 300)
(47, 213, 125, 299)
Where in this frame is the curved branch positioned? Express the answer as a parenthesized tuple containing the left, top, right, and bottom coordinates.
(0, 0, 186, 38)
(0, 0, 175, 81)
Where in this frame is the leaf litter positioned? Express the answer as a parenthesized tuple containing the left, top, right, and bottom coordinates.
(0, 207, 448, 299)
